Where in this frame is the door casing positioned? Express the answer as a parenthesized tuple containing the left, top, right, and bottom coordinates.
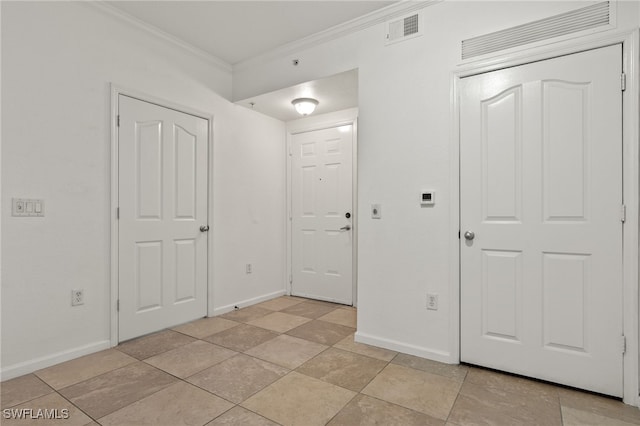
(451, 29, 640, 405)
(110, 85, 215, 345)
(286, 108, 359, 306)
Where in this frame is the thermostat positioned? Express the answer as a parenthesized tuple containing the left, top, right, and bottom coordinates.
(420, 191, 435, 206)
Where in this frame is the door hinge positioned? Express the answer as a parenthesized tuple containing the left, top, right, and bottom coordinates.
(620, 335, 626, 354)
(289, 275, 293, 284)
(117, 299, 120, 312)
(621, 73, 626, 92)
(116, 207, 120, 220)
(458, 230, 461, 239)
(621, 204, 626, 223)
(117, 115, 120, 127)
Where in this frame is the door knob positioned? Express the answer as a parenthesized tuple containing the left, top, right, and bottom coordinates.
(340, 225, 351, 231)
(200, 225, 210, 232)
(464, 231, 475, 241)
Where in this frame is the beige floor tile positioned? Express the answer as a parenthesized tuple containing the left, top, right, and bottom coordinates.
(35, 349, 137, 390)
(391, 353, 468, 383)
(282, 301, 338, 319)
(333, 334, 397, 362)
(362, 363, 461, 420)
(242, 371, 356, 426)
(561, 406, 638, 426)
(465, 367, 558, 399)
(98, 381, 233, 426)
(328, 394, 445, 426)
(0, 392, 92, 426)
(1, 374, 53, 409)
(187, 354, 288, 404)
(318, 308, 356, 328)
(171, 317, 239, 339)
(220, 306, 273, 323)
(297, 348, 387, 392)
(448, 380, 561, 426)
(247, 312, 311, 333)
(559, 387, 640, 424)
(116, 330, 196, 360)
(59, 362, 177, 419)
(286, 320, 355, 345)
(246, 335, 328, 369)
(256, 296, 305, 311)
(206, 406, 279, 426)
(144, 340, 236, 378)
(204, 323, 279, 352)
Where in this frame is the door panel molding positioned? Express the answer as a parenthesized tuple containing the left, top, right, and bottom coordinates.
(451, 29, 640, 405)
(110, 85, 214, 345)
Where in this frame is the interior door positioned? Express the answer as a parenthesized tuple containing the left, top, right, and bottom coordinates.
(460, 45, 623, 396)
(291, 125, 353, 305)
(118, 95, 209, 341)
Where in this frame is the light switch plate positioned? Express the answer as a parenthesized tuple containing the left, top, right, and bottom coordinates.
(12, 198, 45, 217)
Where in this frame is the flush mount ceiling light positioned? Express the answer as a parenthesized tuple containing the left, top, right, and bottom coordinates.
(291, 98, 319, 116)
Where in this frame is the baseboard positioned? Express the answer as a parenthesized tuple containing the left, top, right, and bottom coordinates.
(354, 331, 455, 364)
(212, 289, 286, 316)
(0, 340, 111, 381)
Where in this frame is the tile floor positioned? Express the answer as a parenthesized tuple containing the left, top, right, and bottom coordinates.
(2, 296, 640, 425)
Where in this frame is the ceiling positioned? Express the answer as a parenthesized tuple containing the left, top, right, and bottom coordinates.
(237, 69, 358, 121)
(107, 1, 396, 65)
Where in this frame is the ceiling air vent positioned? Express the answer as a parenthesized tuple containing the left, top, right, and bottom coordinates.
(386, 11, 423, 45)
(462, 1, 612, 60)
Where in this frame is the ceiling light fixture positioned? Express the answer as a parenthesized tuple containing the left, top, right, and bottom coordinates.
(291, 98, 319, 116)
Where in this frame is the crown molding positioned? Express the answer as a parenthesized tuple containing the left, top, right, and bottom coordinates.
(88, 1, 232, 74)
(233, 0, 441, 72)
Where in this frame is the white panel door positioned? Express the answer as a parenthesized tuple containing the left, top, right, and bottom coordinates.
(460, 45, 623, 396)
(291, 125, 353, 304)
(118, 95, 209, 341)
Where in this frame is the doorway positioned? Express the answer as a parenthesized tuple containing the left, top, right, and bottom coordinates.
(116, 94, 210, 342)
(459, 45, 624, 396)
(289, 120, 356, 305)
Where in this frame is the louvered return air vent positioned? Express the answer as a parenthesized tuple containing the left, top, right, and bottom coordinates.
(462, 1, 612, 60)
(386, 12, 422, 45)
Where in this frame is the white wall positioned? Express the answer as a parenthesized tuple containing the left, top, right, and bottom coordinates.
(212, 107, 286, 313)
(1, 2, 286, 379)
(234, 0, 640, 361)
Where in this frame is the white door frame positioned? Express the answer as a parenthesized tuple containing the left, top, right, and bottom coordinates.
(286, 108, 359, 306)
(450, 30, 639, 405)
(109, 85, 215, 345)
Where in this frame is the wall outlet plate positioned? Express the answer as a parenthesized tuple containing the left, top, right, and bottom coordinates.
(427, 293, 438, 310)
(72, 289, 84, 306)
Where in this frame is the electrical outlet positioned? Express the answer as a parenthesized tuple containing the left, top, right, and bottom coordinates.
(246, 264, 252, 274)
(427, 293, 438, 310)
(71, 289, 84, 306)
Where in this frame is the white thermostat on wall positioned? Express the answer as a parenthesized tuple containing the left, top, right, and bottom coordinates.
(420, 191, 435, 206)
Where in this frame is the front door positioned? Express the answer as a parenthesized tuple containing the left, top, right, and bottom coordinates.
(460, 45, 623, 396)
(291, 125, 354, 304)
(118, 95, 209, 341)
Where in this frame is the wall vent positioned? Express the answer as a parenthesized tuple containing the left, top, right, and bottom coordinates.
(461, 1, 611, 60)
(386, 12, 423, 45)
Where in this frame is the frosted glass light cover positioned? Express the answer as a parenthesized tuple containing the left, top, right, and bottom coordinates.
(292, 98, 319, 116)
